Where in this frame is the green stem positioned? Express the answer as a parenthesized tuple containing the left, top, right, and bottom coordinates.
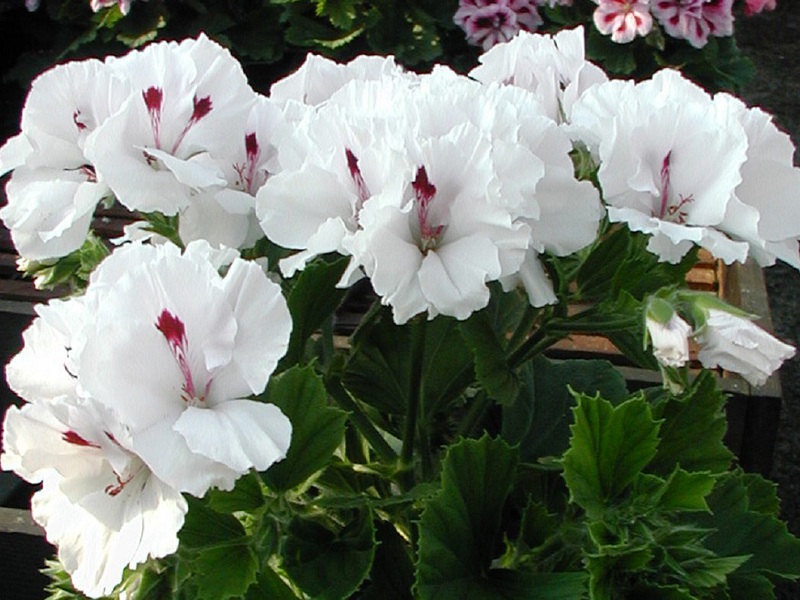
(401, 317, 427, 488)
(326, 376, 398, 464)
(456, 390, 492, 439)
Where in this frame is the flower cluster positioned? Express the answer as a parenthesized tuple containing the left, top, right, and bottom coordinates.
(1, 27, 799, 598)
(455, 0, 778, 50)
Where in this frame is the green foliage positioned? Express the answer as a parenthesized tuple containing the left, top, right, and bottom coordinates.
(262, 366, 348, 492)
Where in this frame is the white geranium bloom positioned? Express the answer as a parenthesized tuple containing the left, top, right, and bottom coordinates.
(646, 313, 692, 367)
(572, 70, 750, 264)
(269, 53, 414, 108)
(1, 397, 186, 598)
(712, 94, 800, 269)
(76, 242, 292, 496)
(695, 309, 795, 387)
(469, 26, 608, 122)
(347, 123, 531, 323)
(85, 34, 256, 216)
(257, 101, 411, 281)
(0, 59, 126, 259)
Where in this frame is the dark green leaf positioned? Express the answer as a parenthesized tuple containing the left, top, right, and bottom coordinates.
(562, 394, 660, 518)
(359, 521, 415, 600)
(262, 366, 347, 492)
(507, 357, 628, 463)
(282, 510, 376, 600)
(647, 371, 733, 476)
(208, 471, 265, 514)
(244, 568, 301, 600)
(460, 308, 520, 404)
(282, 256, 349, 367)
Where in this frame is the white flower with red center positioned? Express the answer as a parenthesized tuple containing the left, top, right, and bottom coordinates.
(651, 0, 733, 48)
(84, 35, 256, 217)
(73, 241, 292, 496)
(0, 59, 128, 260)
(257, 99, 411, 282)
(593, 0, 653, 43)
(454, 0, 543, 51)
(345, 123, 531, 323)
(469, 26, 608, 122)
(1, 396, 186, 598)
(571, 69, 751, 264)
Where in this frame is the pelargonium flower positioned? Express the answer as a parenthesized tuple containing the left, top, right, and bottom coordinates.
(651, 0, 734, 48)
(2, 396, 186, 598)
(744, 0, 776, 16)
(74, 241, 293, 496)
(0, 59, 128, 260)
(570, 69, 751, 264)
(469, 26, 608, 122)
(454, 0, 543, 51)
(593, 0, 653, 43)
(695, 308, 795, 386)
(91, 0, 133, 13)
(646, 311, 692, 367)
(84, 34, 256, 217)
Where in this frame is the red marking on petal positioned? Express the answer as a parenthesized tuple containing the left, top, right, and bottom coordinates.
(143, 87, 163, 112)
(73, 110, 87, 131)
(63, 430, 101, 448)
(345, 148, 371, 208)
(245, 132, 259, 158)
(156, 309, 186, 350)
(413, 166, 443, 249)
(192, 95, 213, 122)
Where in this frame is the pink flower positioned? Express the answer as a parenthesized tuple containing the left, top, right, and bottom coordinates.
(651, 0, 733, 48)
(454, 0, 543, 50)
(744, 0, 776, 16)
(90, 0, 133, 14)
(593, 0, 654, 43)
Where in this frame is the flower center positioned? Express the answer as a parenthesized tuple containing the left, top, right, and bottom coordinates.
(412, 165, 444, 252)
(142, 87, 213, 155)
(155, 309, 212, 407)
(233, 132, 267, 194)
(655, 151, 694, 224)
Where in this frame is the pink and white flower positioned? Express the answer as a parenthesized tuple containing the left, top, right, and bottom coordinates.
(651, 0, 734, 48)
(744, 0, 776, 16)
(454, 0, 543, 51)
(593, 0, 653, 44)
(91, 0, 133, 13)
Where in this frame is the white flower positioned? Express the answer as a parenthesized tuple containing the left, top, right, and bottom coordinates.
(84, 35, 256, 217)
(469, 26, 608, 122)
(646, 312, 692, 367)
(695, 309, 795, 387)
(1, 396, 186, 598)
(0, 59, 127, 260)
(75, 242, 293, 496)
(571, 69, 751, 264)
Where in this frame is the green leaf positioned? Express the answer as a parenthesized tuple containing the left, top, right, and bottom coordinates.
(262, 366, 347, 492)
(416, 436, 586, 599)
(282, 256, 349, 367)
(695, 473, 800, 579)
(208, 471, 265, 514)
(244, 568, 301, 600)
(506, 357, 628, 463)
(282, 509, 376, 600)
(647, 371, 733, 476)
(316, 0, 358, 29)
(562, 394, 660, 518)
(459, 308, 520, 404)
(343, 308, 473, 420)
(359, 521, 415, 600)
(178, 497, 257, 600)
(653, 467, 715, 512)
(727, 574, 775, 600)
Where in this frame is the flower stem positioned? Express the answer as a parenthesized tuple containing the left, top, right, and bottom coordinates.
(401, 317, 427, 488)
